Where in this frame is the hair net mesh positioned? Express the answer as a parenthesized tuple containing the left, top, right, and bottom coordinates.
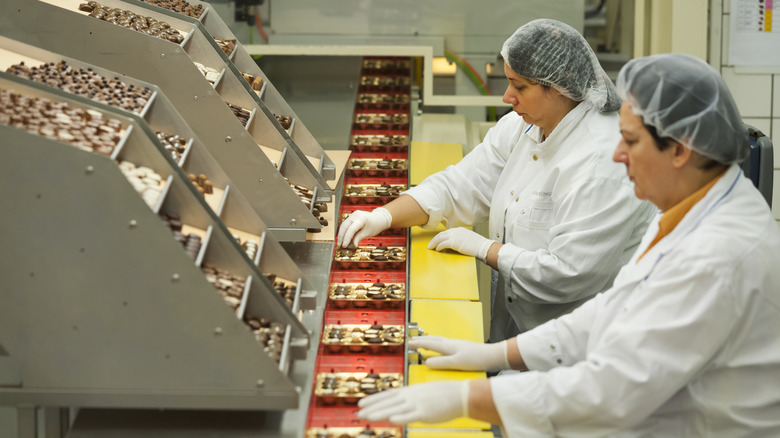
(500, 19, 621, 113)
(617, 53, 748, 164)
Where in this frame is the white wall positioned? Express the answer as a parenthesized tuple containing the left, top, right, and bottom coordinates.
(713, 0, 779, 226)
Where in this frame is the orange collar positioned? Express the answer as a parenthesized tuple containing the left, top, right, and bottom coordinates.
(637, 170, 726, 262)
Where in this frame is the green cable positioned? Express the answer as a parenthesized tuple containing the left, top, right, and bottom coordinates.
(443, 50, 496, 121)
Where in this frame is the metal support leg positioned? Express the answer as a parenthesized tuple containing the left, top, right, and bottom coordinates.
(44, 407, 70, 438)
(16, 405, 36, 438)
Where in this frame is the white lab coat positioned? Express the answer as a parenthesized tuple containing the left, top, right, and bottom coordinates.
(491, 164, 780, 437)
(405, 102, 655, 340)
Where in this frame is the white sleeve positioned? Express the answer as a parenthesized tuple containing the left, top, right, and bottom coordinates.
(403, 119, 518, 229)
(491, 263, 739, 437)
(514, 292, 601, 371)
(498, 177, 654, 303)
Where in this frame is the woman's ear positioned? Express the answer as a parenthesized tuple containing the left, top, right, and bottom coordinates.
(670, 141, 693, 169)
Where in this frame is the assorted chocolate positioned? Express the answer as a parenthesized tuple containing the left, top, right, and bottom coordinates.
(349, 134, 408, 153)
(359, 75, 410, 92)
(230, 233, 260, 262)
(202, 264, 246, 311)
(353, 112, 409, 130)
(244, 313, 286, 363)
(347, 158, 406, 177)
(315, 372, 402, 403)
(187, 172, 214, 196)
(194, 62, 221, 84)
(362, 59, 410, 74)
(241, 72, 264, 92)
(78, 1, 185, 44)
(213, 37, 237, 57)
(228, 102, 251, 126)
(356, 93, 410, 110)
(334, 246, 406, 270)
(264, 273, 297, 308)
(156, 130, 189, 162)
(139, 0, 204, 18)
(306, 428, 399, 438)
(274, 114, 292, 131)
(287, 181, 329, 228)
(161, 214, 203, 260)
(0, 88, 123, 156)
(322, 324, 404, 354)
(119, 160, 165, 208)
(6, 61, 153, 115)
(343, 184, 405, 203)
(329, 282, 405, 309)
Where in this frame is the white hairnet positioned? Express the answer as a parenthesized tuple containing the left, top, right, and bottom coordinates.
(500, 19, 621, 113)
(617, 54, 748, 164)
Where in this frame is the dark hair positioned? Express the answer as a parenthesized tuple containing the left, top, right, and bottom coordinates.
(645, 123, 722, 170)
(645, 123, 671, 151)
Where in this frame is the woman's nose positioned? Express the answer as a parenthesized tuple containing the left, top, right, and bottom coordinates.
(612, 142, 628, 164)
(502, 84, 515, 105)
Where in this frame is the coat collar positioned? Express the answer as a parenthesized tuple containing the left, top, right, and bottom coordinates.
(523, 101, 594, 157)
(619, 164, 742, 283)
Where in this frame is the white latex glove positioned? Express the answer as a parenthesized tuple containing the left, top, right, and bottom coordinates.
(409, 335, 510, 372)
(427, 227, 494, 262)
(336, 207, 392, 248)
(357, 380, 469, 425)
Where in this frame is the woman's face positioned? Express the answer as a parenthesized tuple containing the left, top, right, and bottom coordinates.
(613, 103, 677, 210)
(502, 62, 569, 135)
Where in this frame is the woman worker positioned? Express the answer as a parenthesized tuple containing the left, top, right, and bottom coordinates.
(338, 19, 655, 341)
(357, 53, 780, 436)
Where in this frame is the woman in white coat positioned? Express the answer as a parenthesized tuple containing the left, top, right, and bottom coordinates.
(338, 19, 655, 341)
(358, 54, 780, 437)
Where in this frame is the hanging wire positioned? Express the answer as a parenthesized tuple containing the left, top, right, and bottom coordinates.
(444, 49, 496, 121)
(255, 13, 269, 43)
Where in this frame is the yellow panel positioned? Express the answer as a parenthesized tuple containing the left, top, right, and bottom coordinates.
(409, 225, 478, 300)
(407, 431, 494, 438)
(407, 365, 491, 430)
(410, 300, 484, 343)
(410, 141, 462, 185)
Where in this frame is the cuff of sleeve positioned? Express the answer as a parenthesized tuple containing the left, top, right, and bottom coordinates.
(496, 243, 523, 281)
(402, 187, 443, 229)
(490, 373, 554, 437)
(515, 325, 564, 371)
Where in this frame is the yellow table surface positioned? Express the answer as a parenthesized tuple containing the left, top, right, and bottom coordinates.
(410, 300, 484, 343)
(407, 365, 491, 430)
(407, 431, 494, 438)
(410, 141, 463, 185)
(410, 224, 479, 300)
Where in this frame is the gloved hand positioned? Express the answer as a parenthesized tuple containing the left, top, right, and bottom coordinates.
(336, 207, 392, 248)
(409, 335, 510, 372)
(427, 227, 494, 262)
(357, 380, 469, 424)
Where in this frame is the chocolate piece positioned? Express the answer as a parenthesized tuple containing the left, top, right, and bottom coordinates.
(227, 102, 251, 126)
(139, 0, 204, 19)
(201, 264, 246, 310)
(0, 88, 123, 156)
(213, 36, 236, 56)
(80, 1, 184, 43)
